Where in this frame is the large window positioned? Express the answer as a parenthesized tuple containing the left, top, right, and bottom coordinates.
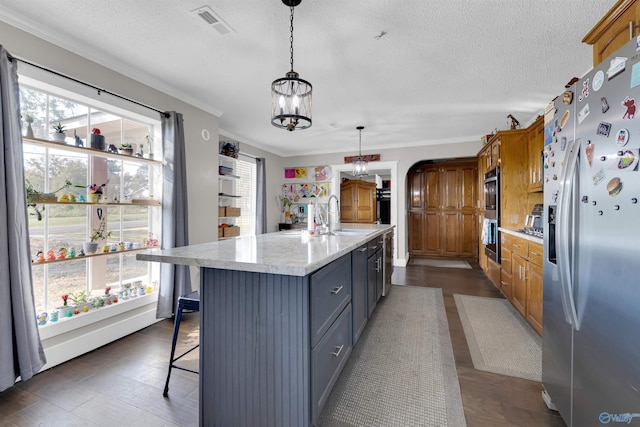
(235, 155, 256, 237)
(20, 84, 162, 315)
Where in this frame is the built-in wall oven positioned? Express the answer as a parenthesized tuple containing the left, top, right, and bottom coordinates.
(483, 168, 500, 262)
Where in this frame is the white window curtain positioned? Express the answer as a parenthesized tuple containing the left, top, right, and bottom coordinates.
(0, 46, 47, 392)
(156, 111, 192, 319)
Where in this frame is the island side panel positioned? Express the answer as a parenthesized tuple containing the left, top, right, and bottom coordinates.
(200, 268, 310, 427)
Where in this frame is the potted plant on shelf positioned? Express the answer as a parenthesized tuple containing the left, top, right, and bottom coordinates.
(119, 143, 134, 156)
(90, 128, 105, 150)
(51, 122, 66, 142)
(84, 208, 111, 254)
(69, 290, 90, 313)
(58, 294, 73, 318)
(87, 182, 107, 203)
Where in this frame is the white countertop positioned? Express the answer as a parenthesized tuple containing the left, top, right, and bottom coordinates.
(499, 227, 544, 245)
(137, 224, 394, 277)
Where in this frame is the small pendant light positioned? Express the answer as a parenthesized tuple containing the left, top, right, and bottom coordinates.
(352, 126, 368, 178)
(271, 0, 312, 131)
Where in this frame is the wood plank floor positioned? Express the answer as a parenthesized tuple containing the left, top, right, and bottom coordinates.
(0, 260, 566, 426)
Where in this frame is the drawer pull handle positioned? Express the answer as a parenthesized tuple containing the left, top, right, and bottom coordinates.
(330, 345, 344, 358)
(530, 251, 540, 256)
(358, 247, 367, 252)
(370, 245, 378, 250)
(331, 286, 344, 295)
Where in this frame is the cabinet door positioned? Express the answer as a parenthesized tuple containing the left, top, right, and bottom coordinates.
(355, 183, 376, 223)
(511, 254, 527, 317)
(527, 262, 543, 335)
(367, 255, 377, 317)
(490, 140, 500, 170)
(441, 211, 460, 257)
(408, 212, 425, 254)
(460, 164, 477, 210)
(375, 249, 383, 303)
(352, 244, 368, 344)
(459, 211, 477, 257)
(500, 241, 513, 300)
(528, 118, 544, 192)
(440, 166, 459, 210)
(423, 211, 442, 256)
(423, 167, 440, 210)
(409, 171, 424, 209)
(340, 183, 355, 223)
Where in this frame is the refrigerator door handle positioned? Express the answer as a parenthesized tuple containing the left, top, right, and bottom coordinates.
(557, 138, 580, 330)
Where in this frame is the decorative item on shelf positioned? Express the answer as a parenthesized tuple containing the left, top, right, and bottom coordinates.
(352, 126, 368, 178)
(46, 250, 55, 261)
(58, 193, 69, 202)
(271, 0, 312, 131)
(69, 290, 89, 313)
(24, 114, 34, 138)
(50, 309, 59, 322)
(84, 207, 111, 254)
(33, 250, 45, 263)
(146, 134, 154, 159)
(37, 312, 48, 325)
(219, 140, 240, 158)
(90, 128, 105, 150)
(26, 179, 84, 220)
(119, 143, 134, 156)
(57, 247, 67, 260)
(69, 193, 76, 202)
(51, 122, 66, 142)
(68, 247, 76, 258)
(144, 232, 158, 247)
(59, 294, 73, 318)
(87, 182, 107, 203)
(135, 142, 144, 158)
(74, 130, 83, 147)
(107, 144, 119, 154)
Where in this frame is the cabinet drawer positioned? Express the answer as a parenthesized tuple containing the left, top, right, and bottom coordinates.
(501, 232, 513, 250)
(310, 254, 352, 347)
(511, 237, 528, 259)
(367, 237, 383, 258)
(500, 248, 512, 273)
(528, 242, 543, 267)
(311, 304, 352, 423)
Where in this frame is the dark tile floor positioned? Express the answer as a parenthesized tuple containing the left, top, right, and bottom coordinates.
(0, 260, 565, 426)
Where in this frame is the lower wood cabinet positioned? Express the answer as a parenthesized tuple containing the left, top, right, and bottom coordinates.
(498, 233, 543, 335)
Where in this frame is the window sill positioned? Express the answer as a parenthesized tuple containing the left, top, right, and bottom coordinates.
(38, 292, 158, 340)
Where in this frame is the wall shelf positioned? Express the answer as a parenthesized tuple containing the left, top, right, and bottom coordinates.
(23, 137, 162, 165)
(32, 245, 159, 266)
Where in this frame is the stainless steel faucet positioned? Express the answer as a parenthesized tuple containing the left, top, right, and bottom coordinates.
(327, 195, 340, 232)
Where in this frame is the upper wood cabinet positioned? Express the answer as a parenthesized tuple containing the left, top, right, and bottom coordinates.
(340, 180, 377, 223)
(583, 0, 640, 67)
(527, 116, 544, 192)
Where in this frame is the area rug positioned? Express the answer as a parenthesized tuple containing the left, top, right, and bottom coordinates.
(454, 294, 542, 382)
(317, 286, 467, 427)
(409, 258, 472, 269)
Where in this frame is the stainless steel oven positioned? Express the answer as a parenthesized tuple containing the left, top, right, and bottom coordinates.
(483, 168, 500, 262)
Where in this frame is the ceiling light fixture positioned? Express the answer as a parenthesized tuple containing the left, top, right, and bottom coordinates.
(352, 126, 368, 178)
(271, 0, 312, 131)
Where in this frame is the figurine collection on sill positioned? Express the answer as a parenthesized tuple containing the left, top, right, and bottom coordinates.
(37, 281, 158, 326)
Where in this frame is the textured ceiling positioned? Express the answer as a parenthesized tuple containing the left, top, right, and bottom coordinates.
(1, 0, 615, 157)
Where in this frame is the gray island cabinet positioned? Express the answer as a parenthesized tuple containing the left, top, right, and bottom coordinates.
(137, 224, 394, 426)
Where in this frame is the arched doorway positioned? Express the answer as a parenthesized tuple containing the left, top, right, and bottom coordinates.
(407, 158, 478, 259)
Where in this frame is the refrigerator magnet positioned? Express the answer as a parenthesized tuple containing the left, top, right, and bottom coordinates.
(616, 128, 630, 146)
(578, 104, 590, 124)
(578, 79, 590, 102)
(607, 177, 623, 196)
(597, 122, 611, 137)
(601, 97, 610, 113)
(593, 168, 606, 186)
(622, 97, 636, 119)
(592, 71, 604, 92)
(563, 91, 574, 105)
(559, 110, 570, 130)
(607, 56, 627, 80)
(585, 142, 595, 166)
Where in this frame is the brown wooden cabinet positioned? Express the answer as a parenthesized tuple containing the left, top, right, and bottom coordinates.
(583, 0, 640, 67)
(527, 116, 544, 192)
(501, 234, 543, 335)
(340, 180, 377, 223)
(408, 160, 477, 258)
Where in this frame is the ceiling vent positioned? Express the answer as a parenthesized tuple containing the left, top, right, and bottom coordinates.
(192, 5, 234, 35)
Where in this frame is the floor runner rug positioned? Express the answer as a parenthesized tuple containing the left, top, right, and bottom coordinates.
(317, 286, 466, 427)
(454, 294, 542, 381)
(409, 258, 472, 269)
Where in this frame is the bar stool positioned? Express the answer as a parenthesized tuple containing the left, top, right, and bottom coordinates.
(163, 290, 200, 397)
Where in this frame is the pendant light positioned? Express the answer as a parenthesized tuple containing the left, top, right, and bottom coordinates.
(352, 126, 368, 178)
(271, 0, 312, 131)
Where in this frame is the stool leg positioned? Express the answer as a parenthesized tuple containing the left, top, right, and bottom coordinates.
(163, 300, 184, 397)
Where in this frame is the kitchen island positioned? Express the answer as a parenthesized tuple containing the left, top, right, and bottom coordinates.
(137, 224, 394, 427)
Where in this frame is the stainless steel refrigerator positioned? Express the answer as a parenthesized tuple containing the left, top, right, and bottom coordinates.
(542, 36, 640, 426)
